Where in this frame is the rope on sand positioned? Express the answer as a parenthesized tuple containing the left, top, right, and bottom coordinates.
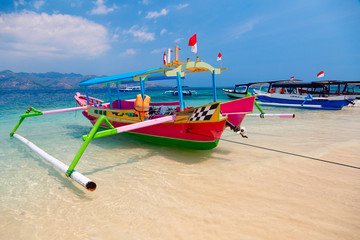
(186, 130, 360, 170)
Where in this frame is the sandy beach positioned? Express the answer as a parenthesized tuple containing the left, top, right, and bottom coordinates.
(1, 105, 359, 240)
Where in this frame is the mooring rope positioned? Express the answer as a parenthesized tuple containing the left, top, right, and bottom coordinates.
(186, 129, 360, 170)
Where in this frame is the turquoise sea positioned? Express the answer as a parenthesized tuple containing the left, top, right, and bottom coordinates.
(1, 88, 359, 240)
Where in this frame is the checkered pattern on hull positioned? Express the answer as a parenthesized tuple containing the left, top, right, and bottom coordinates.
(189, 103, 219, 122)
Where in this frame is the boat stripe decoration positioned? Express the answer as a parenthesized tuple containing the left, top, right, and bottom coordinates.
(189, 103, 219, 122)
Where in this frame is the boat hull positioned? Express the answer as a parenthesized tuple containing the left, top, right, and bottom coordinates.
(222, 89, 247, 98)
(257, 94, 348, 110)
(83, 111, 225, 150)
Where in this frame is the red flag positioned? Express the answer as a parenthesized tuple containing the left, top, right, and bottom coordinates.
(163, 51, 166, 65)
(317, 70, 324, 78)
(217, 52, 222, 61)
(290, 76, 294, 80)
(188, 34, 197, 54)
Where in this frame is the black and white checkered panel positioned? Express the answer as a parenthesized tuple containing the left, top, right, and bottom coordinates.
(189, 103, 219, 122)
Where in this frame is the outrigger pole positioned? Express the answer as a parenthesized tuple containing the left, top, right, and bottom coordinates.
(10, 106, 96, 190)
(10, 106, 176, 191)
(13, 133, 96, 191)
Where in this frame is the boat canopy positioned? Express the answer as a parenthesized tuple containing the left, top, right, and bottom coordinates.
(314, 80, 360, 86)
(79, 67, 169, 86)
(271, 82, 324, 88)
(78, 59, 226, 110)
(79, 60, 225, 87)
(234, 79, 302, 88)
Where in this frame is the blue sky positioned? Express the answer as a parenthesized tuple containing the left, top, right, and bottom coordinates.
(0, 0, 359, 87)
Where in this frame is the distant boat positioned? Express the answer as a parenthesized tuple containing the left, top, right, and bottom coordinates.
(118, 86, 141, 92)
(222, 80, 301, 98)
(253, 81, 351, 110)
(163, 86, 197, 96)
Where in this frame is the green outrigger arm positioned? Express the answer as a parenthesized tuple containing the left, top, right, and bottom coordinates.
(10, 107, 43, 137)
(245, 92, 265, 114)
(66, 115, 116, 177)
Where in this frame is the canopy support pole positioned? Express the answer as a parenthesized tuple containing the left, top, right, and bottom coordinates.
(212, 70, 217, 102)
(176, 72, 184, 110)
(116, 83, 121, 109)
(85, 86, 90, 105)
(108, 84, 113, 109)
(140, 77, 145, 100)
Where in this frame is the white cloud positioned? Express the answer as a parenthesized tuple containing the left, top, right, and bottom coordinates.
(145, 8, 168, 19)
(121, 48, 137, 56)
(151, 48, 166, 54)
(0, 11, 110, 57)
(91, 0, 117, 15)
(14, 0, 26, 8)
(160, 28, 167, 35)
(123, 25, 155, 42)
(231, 19, 261, 39)
(176, 3, 189, 10)
(34, 0, 45, 10)
(174, 38, 184, 43)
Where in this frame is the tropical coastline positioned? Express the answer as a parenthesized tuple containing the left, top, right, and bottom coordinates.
(1, 88, 360, 239)
(1, 0, 359, 239)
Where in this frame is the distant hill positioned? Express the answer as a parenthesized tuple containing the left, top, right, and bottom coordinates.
(0, 70, 169, 90)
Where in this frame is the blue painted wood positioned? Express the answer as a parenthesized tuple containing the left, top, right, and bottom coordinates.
(140, 77, 145, 100)
(176, 72, 184, 111)
(85, 86, 90, 105)
(108, 84, 113, 109)
(212, 70, 217, 102)
(116, 83, 121, 109)
(79, 67, 161, 86)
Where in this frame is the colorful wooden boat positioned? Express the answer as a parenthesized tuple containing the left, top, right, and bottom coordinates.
(9, 48, 294, 191)
(74, 58, 255, 150)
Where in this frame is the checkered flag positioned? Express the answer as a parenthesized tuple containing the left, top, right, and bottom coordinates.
(189, 103, 219, 122)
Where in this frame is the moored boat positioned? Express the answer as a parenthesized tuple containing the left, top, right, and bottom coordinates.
(118, 86, 141, 92)
(74, 48, 254, 150)
(222, 80, 302, 98)
(255, 81, 350, 110)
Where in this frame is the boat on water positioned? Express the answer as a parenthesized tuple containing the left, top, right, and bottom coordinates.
(222, 80, 302, 98)
(118, 86, 141, 92)
(9, 46, 296, 191)
(74, 61, 252, 150)
(254, 81, 351, 110)
(163, 86, 197, 96)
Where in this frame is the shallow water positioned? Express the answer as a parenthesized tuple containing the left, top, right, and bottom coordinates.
(0, 88, 359, 240)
